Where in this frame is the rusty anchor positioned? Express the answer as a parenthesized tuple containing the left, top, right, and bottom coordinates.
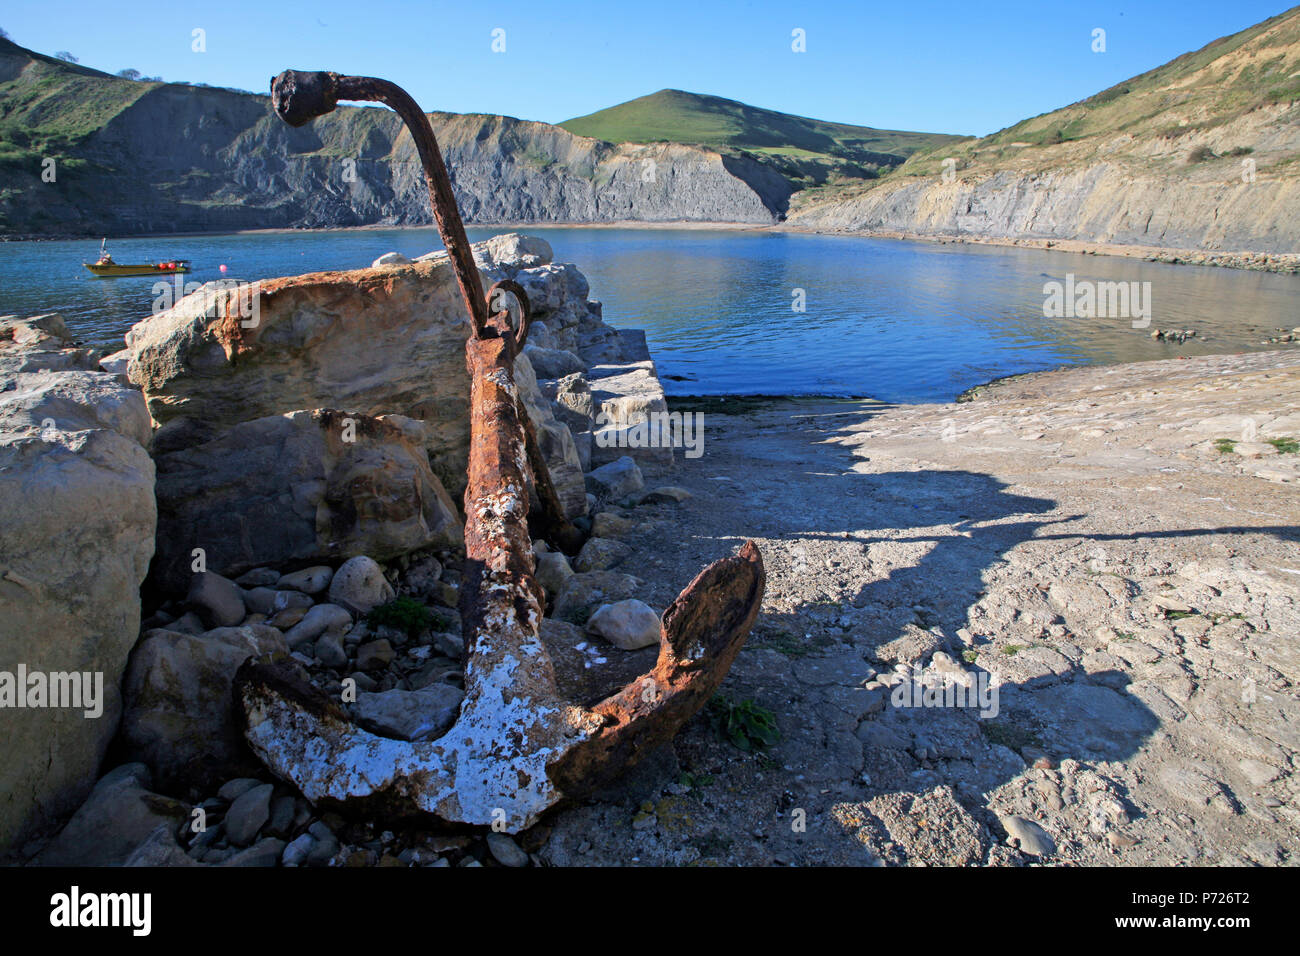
(232, 70, 765, 832)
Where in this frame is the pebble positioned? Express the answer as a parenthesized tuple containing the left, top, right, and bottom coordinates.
(485, 832, 530, 867)
(356, 639, 396, 670)
(1000, 815, 1056, 857)
(281, 833, 315, 866)
(277, 565, 334, 595)
(186, 572, 246, 628)
(224, 783, 274, 847)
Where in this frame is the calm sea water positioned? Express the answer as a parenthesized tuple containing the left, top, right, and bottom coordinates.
(1, 227, 1296, 403)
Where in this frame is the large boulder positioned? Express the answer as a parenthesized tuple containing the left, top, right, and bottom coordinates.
(125, 237, 586, 518)
(35, 763, 188, 867)
(0, 314, 100, 375)
(119, 625, 288, 792)
(0, 362, 155, 851)
(150, 409, 461, 592)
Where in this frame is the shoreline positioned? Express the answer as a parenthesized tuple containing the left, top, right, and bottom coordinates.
(6, 219, 1298, 274)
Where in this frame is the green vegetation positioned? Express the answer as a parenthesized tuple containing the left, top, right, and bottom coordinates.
(560, 89, 961, 161)
(1267, 436, 1299, 454)
(707, 695, 780, 752)
(366, 596, 448, 638)
(0, 39, 154, 167)
(1214, 438, 1238, 454)
(1002, 644, 1026, 656)
(560, 88, 964, 189)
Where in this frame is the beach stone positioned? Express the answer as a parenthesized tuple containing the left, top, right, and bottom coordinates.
(329, 556, 395, 615)
(222, 837, 286, 867)
(269, 606, 309, 630)
(224, 783, 274, 847)
(36, 764, 188, 866)
(536, 550, 575, 594)
(587, 599, 662, 650)
(120, 625, 287, 790)
(315, 632, 349, 668)
(282, 833, 315, 866)
(283, 603, 354, 648)
(372, 251, 412, 267)
(575, 537, 632, 572)
(352, 684, 465, 741)
(272, 589, 315, 613)
(585, 456, 644, 500)
(486, 832, 530, 867)
(591, 511, 635, 537)
(123, 825, 199, 867)
(187, 572, 246, 628)
(1000, 815, 1056, 857)
(552, 570, 642, 622)
(235, 568, 280, 588)
(217, 778, 263, 802)
(242, 586, 279, 616)
(277, 566, 334, 594)
(356, 639, 396, 671)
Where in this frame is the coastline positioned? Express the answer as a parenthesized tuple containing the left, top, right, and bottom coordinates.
(7, 217, 1297, 275)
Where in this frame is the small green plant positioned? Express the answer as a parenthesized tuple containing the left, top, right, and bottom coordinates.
(1164, 609, 1198, 621)
(1266, 436, 1299, 454)
(962, 649, 979, 664)
(707, 696, 780, 752)
(1002, 644, 1025, 656)
(367, 596, 446, 638)
(1213, 438, 1237, 454)
(1187, 145, 1216, 164)
(677, 771, 714, 791)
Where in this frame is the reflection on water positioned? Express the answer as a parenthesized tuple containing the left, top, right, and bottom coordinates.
(1, 228, 1296, 403)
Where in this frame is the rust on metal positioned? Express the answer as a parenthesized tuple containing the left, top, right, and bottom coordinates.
(233, 70, 766, 830)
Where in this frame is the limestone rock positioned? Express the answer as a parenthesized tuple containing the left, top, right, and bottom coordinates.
(120, 625, 288, 791)
(352, 684, 465, 741)
(187, 572, 246, 628)
(552, 570, 643, 623)
(0, 362, 155, 849)
(277, 566, 334, 595)
(150, 410, 461, 593)
(36, 764, 188, 866)
(535, 550, 575, 595)
(586, 599, 662, 650)
(125, 242, 585, 516)
(585, 456, 645, 501)
(329, 556, 395, 616)
(574, 536, 633, 572)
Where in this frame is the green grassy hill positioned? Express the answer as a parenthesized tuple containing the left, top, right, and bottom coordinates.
(560, 89, 965, 185)
(800, 5, 1300, 208)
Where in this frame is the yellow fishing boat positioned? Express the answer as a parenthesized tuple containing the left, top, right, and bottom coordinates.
(83, 239, 191, 277)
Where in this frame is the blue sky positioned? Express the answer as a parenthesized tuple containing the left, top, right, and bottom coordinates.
(2, 1, 1292, 136)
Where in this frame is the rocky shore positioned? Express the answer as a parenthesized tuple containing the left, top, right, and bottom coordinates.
(2, 236, 1297, 866)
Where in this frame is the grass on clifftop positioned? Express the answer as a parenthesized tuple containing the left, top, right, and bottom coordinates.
(560, 89, 963, 166)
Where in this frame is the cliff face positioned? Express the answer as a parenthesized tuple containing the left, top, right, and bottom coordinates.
(0, 42, 792, 236)
(789, 9, 1300, 255)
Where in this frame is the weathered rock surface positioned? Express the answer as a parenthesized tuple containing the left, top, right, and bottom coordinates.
(36, 764, 187, 867)
(328, 556, 395, 616)
(586, 599, 662, 650)
(126, 237, 593, 523)
(150, 410, 461, 592)
(0, 346, 156, 850)
(120, 625, 288, 791)
(351, 684, 465, 741)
